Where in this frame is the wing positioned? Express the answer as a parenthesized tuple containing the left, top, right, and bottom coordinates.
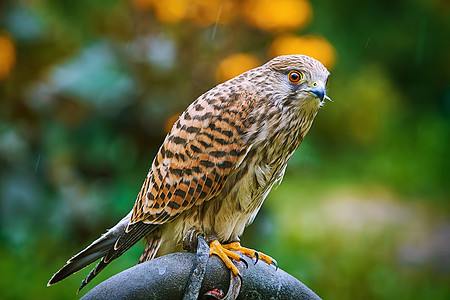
(49, 91, 257, 292)
(130, 91, 256, 226)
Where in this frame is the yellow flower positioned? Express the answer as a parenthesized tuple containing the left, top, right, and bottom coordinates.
(243, 0, 311, 32)
(215, 53, 260, 83)
(0, 34, 15, 80)
(270, 34, 336, 69)
(149, 0, 191, 24)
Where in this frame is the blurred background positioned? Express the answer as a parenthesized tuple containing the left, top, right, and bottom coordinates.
(0, 0, 449, 299)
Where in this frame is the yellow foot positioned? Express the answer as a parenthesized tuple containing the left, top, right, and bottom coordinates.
(209, 240, 243, 276)
(222, 241, 278, 269)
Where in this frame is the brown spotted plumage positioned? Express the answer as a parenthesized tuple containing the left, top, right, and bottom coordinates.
(132, 91, 254, 225)
(48, 54, 331, 291)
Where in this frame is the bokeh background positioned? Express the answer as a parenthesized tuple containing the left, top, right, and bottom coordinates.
(1, 0, 449, 299)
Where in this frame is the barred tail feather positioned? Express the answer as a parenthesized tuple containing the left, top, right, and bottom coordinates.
(48, 213, 157, 291)
(76, 222, 157, 291)
(47, 234, 114, 287)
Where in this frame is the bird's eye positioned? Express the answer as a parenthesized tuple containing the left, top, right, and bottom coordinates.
(288, 71, 303, 83)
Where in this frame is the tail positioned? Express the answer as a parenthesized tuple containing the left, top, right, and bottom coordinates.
(47, 212, 157, 291)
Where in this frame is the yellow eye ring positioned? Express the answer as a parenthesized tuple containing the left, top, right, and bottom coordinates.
(288, 71, 302, 83)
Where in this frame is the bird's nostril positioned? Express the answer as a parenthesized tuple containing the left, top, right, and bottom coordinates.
(312, 82, 318, 87)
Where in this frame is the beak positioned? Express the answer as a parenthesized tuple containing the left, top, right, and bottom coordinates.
(305, 81, 326, 101)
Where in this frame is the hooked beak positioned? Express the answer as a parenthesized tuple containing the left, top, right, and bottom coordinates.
(305, 85, 326, 101)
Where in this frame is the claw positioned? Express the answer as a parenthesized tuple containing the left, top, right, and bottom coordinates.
(240, 256, 248, 269)
(222, 242, 277, 270)
(254, 251, 259, 264)
(210, 239, 278, 287)
(273, 258, 278, 270)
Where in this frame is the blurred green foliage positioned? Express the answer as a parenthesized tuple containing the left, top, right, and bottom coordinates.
(0, 0, 449, 299)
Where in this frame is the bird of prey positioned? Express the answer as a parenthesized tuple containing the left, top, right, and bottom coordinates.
(48, 54, 330, 291)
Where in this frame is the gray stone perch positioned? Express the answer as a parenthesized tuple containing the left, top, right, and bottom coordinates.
(81, 235, 321, 300)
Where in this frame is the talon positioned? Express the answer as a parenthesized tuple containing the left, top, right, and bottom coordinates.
(211, 240, 278, 278)
(222, 242, 277, 269)
(209, 240, 241, 276)
(254, 251, 259, 264)
(240, 257, 248, 269)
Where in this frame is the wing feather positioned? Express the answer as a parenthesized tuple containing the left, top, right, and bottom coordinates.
(130, 91, 256, 225)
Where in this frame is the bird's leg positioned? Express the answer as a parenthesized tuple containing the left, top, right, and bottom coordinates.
(196, 233, 244, 300)
(183, 231, 243, 277)
(222, 241, 278, 269)
(208, 239, 243, 276)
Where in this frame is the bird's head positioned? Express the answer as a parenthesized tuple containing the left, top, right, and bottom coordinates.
(255, 55, 331, 110)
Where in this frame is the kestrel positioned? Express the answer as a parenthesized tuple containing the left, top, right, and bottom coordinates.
(48, 54, 330, 291)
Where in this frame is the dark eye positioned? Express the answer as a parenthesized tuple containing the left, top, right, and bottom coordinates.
(288, 71, 303, 83)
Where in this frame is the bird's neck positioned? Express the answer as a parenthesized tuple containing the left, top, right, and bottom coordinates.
(245, 102, 319, 164)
